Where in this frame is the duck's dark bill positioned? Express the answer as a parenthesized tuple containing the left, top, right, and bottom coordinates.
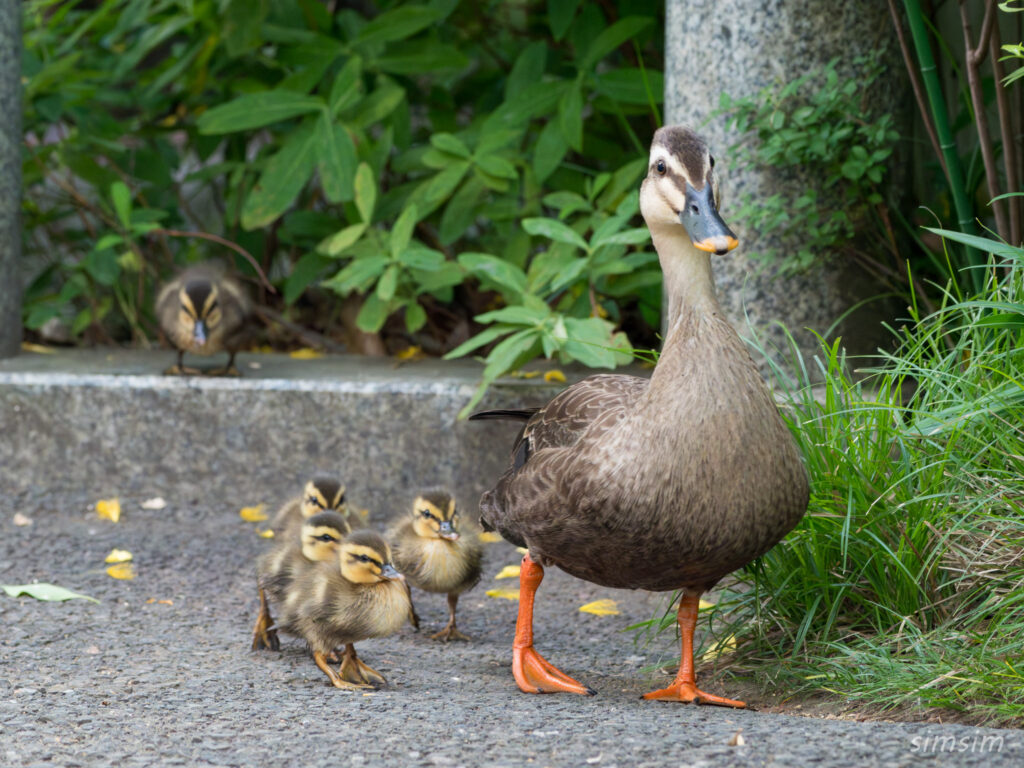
(679, 182, 738, 255)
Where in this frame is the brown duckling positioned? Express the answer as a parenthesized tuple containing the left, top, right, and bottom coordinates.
(278, 529, 409, 689)
(270, 476, 348, 539)
(389, 490, 482, 642)
(251, 509, 351, 652)
(470, 126, 809, 706)
(156, 264, 251, 376)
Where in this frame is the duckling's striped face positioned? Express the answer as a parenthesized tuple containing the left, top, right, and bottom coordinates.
(640, 126, 738, 255)
(339, 541, 402, 584)
(412, 494, 459, 541)
(177, 280, 222, 348)
(300, 478, 347, 519)
(300, 522, 345, 562)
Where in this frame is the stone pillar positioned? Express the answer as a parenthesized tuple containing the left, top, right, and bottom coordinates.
(665, 1, 908, 371)
(0, 0, 21, 358)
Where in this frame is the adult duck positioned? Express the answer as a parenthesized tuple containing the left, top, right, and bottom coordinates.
(471, 126, 809, 707)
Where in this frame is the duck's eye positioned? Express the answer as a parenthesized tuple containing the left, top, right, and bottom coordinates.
(358, 554, 371, 563)
(420, 509, 433, 519)
(307, 495, 322, 508)
(317, 534, 337, 543)
(655, 160, 666, 175)
(709, 156, 715, 169)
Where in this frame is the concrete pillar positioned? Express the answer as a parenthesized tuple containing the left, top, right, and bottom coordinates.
(0, 0, 21, 358)
(665, 1, 908, 371)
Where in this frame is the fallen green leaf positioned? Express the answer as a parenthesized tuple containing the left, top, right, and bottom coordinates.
(2, 583, 99, 603)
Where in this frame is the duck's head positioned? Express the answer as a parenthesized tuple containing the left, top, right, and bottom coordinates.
(639, 126, 738, 255)
(411, 490, 460, 542)
(299, 477, 348, 520)
(339, 530, 403, 584)
(300, 510, 350, 561)
(177, 279, 223, 349)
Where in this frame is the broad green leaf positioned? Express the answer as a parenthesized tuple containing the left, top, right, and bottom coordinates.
(925, 228, 1024, 262)
(558, 82, 583, 152)
(241, 123, 319, 229)
(350, 82, 405, 128)
(377, 43, 468, 75)
(318, 223, 367, 256)
(444, 323, 516, 359)
(505, 42, 547, 100)
(593, 68, 665, 105)
(580, 17, 653, 71)
(523, 217, 589, 252)
(329, 57, 363, 115)
(481, 329, 544, 381)
(458, 252, 528, 298)
(2, 583, 98, 603)
(548, 0, 581, 41)
(110, 182, 131, 228)
(431, 132, 471, 159)
(317, 115, 357, 203)
(533, 120, 569, 183)
(475, 154, 517, 180)
(377, 264, 399, 301)
(561, 317, 618, 368)
(82, 249, 120, 286)
(411, 262, 464, 294)
(390, 205, 419, 258)
(356, 291, 391, 332)
(475, 305, 548, 326)
(399, 244, 445, 270)
(325, 254, 389, 294)
(284, 252, 331, 304)
(543, 190, 591, 220)
(405, 301, 427, 332)
(354, 163, 376, 223)
(197, 92, 324, 134)
(439, 176, 485, 245)
(595, 227, 651, 248)
(356, 6, 443, 45)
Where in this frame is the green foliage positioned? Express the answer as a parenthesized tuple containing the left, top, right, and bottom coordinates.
(2, 583, 99, 603)
(717, 57, 899, 275)
(21, 0, 664, 391)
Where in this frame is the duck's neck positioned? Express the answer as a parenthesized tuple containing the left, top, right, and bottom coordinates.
(652, 226, 721, 343)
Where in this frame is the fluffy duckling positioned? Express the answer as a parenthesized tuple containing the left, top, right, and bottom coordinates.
(278, 530, 410, 689)
(156, 264, 251, 376)
(251, 509, 351, 652)
(389, 490, 482, 642)
(270, 477, 349, 539)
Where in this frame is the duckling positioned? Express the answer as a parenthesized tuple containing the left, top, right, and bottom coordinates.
(389, 490, 482, 642)
(278, 529, 410, 689)
(251, 509, 351, 652)
(156, 264, 251, 376)
(270, 476, 348, 539)
(470, 126, 809, 706)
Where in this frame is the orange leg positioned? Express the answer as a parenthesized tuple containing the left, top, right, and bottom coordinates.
(642, 591, 746, 707)
(512, 554, 595, 696)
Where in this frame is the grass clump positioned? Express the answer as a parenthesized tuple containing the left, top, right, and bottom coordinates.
(636, 230, 1024, 726)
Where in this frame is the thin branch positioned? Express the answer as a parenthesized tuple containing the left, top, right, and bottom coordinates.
(151, 228, 276, 294)
(990, 22, 1022, 246)
(969, 0, 998, 66)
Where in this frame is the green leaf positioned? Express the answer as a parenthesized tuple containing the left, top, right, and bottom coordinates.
(377, 43, 468, 75)
(533, 120, 570, 183)
(350, 82, 405, 128)
(431, 132, 471, 159)
(377, 264, 399, 301)
(548, 0, 581, 41)
(82, 249, 121, 286)
(241, 123, 319, 230)
(197, 92, 324, 135)
(476, 305, 549, 326)
(2, 583, 98, 603)
(399, 244, 445, 270)
(523, 217, 589, 252)
(925, 228, 1024, 262)
(356, 292, 391, 332)
(390, 204, 419, 258)
(317, 115, 357, 203)
(506, 42, 547, 100)
(318, 223, 368, 257)
(284, 252, 331, 305)
(405, 301, 427, 332)
(561, 317, 618, 367)
(329, 57, 363, 115)
(110, 182, 131, 228)
(475, 154, 517, 180)
(592, 68, 664, 105)
(593, 227, 650, 248)
(558, 82, 584, 152)
(354, 163, 377, 223)
(444, 323, 516, 359)
(356, 6, 443, 45)
(481, 328, 544, 381)
(458, 252, 528, 299)
(325, 254, 390, 294)
(439, 176, 486, 245)
(580, 17, 653, 71)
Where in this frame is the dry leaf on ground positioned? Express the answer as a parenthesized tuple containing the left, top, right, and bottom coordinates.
(106, 563, 136, 580)
(95, 498, 121, 522)
(104, 549, 133, 564)
(579, 599, 620, 616)
(2, 583, 99, 603)
(485, 588, 520, 601)
(544, 370, 567, 383)
(12, 513, 32, 526)
(478, 531, 502, 543)
(494, 565, 521, 580)
(394, 345, 424, 361)
(141, 497, 166, 510)
(257, 529, 275, 539)
(289, 348, 324, 359)
(728, 729, 745, 746)
(239, 505, 267, 522)
(699, 599, 715, 610)
(701, 634, 737, 661)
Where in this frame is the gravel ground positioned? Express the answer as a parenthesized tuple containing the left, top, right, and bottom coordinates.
(1, 489, 1020, 768)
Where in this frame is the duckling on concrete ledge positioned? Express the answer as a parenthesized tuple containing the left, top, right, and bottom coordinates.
(156, 264, 251, 376)
(270, 476, 348, 539)
(277, 529, 410, 689)
(251, 509, 351, 653)
(388, 490, 482, 642)
(470, 126, 809, 707)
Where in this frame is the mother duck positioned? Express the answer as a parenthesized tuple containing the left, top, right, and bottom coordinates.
(471, 126, 809, 707)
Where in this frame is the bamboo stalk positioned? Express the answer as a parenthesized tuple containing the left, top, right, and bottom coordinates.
(990, 22, 1022, 246)
(902, 0, 982, 292)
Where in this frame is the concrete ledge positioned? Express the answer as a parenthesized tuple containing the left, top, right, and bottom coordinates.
(0, 350, 577, 517)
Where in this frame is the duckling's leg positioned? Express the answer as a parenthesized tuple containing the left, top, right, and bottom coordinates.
(209, 350, 240, 377)
(513, 554, 595, 695)
(431, 593, 470, 642)
(339, 643, 387, 687)
(314, 650, 374, 690)
(642, 590, 746, 708)
(251, 587, 280, 651)
(405, 582, 421, 631)
(164, 349, 203, 376)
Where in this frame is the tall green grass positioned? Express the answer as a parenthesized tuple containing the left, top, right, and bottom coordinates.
(636, 230, 1024, 725)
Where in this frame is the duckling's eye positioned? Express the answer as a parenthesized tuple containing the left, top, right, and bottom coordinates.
(316, 534, 337, 543)
(420, 509, 433, 519)
(709, 156, 715, 169)
(655, 160, 666, 175)
(307, 495, 322, 508)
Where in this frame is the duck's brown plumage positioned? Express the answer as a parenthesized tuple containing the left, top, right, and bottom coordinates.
(156, 263, 250, 361)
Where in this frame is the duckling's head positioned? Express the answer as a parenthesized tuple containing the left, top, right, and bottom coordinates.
(339, 530, 403, 584)
(299, 477, 347, 519)
(411, 490, 460, 542)
(300, 510, 350, 562)
(177, 279, 223, 349)
(640, 126, 738, 255)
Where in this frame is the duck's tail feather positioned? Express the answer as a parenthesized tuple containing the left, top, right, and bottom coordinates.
(468, 408, 540, 422)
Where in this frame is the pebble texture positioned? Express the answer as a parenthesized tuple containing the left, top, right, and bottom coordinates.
(0, 0, 21, 358)
(664, 0, 910, 370)
(0, 488, 1021, 767)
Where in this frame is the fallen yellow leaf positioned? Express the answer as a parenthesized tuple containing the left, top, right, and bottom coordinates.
(145, 597, 174, 605)
(96, 498, 121, 523)
(104, 549, 133, 564)
(12, 513, 32, 527)
(494, 565, 521, 580)
(356, 508, 370, 520)
(394, 345, 424, 361)
(239, 505, 267, 522)
(516, 547, 529, 554)
(20, 342, 56, 355)
(509, 370, 540, 379)
(485, 588, 520, 601)
(543, 369, 567, 383)
(106, 562, 136, 580)
(289, 348, 324, 360)
(699, 599, 715, 611)
(251, 344, 274, 354)
(579, 599, 620, 616)
(257, 529, 275, 539)
(701, 633, 737, 661)
(478, 531, 503, 543)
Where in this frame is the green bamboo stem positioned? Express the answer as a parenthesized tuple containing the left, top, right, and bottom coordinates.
(901, 0, 983, 294)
